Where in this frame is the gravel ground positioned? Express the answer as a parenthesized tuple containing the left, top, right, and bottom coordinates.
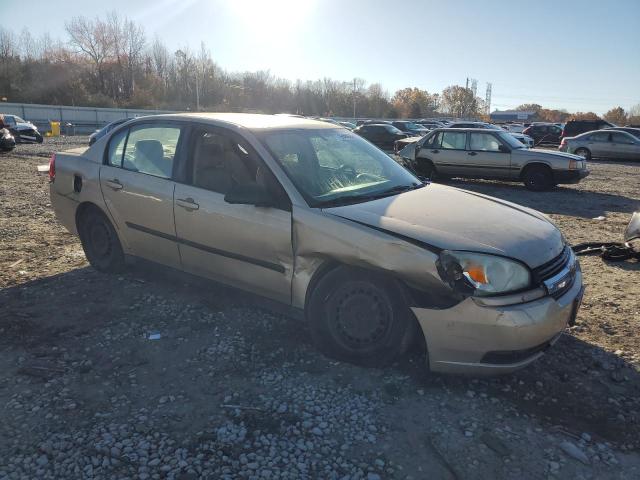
(0, 137, 639, 479)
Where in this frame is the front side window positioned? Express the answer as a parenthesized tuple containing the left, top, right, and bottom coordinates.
(611, 132, 634, 144)
(122, 125, 181, 178)
(441, 131, 467, 150)
(190, 129, 257, 194)
(260, 128, 421, 207)
(423, 131, 442, 148)
(469, 133, 501, 152)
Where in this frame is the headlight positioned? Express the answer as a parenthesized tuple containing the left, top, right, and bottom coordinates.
(437, 250, 532, 296)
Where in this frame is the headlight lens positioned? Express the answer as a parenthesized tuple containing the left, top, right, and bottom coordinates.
(437, 251, 532, 296)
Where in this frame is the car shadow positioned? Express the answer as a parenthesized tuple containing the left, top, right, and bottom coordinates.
(438, 178, 638, 218)
(2, 262, 639, 450)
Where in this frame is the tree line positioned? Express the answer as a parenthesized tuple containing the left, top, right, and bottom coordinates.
(514, 104, 640, 126)
(0, 14, 637, 123)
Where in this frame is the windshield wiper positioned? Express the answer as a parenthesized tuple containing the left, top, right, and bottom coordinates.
(318, 183, 425, 208)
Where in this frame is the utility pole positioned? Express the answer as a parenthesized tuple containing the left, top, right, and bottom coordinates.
(195, 64, 200, 112)
(352, 78, 357, 119)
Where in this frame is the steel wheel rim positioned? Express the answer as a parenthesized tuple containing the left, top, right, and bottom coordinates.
(328, 283, 392, 350)
(89, 221, 112, 258)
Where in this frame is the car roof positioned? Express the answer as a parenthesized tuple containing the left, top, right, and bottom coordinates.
(135, 112, 337, 131)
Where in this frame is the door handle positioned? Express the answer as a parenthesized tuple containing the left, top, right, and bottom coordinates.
(431, 149, 439, 153)
(467, 151, 477, 156)
(106, 179, 123, 190)
(176, 197, 199, 211)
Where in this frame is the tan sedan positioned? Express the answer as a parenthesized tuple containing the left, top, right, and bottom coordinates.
(49, 113, 584, 375)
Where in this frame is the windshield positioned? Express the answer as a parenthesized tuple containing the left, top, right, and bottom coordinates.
(404, 122, 422, 130)
(384, 125, 404, 134)
(259, 128, 422, 207)
(497, 132, 526, 148)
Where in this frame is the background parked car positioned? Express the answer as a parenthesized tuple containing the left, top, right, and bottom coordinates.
(448, 121, 534, 147)
(0, 114, 43, 143)
(401, 128, 588, 190)
(605, 126, 640, 139)
(416, 121, 445, 130)
(522, 123, 563, 146)
(353, 123, 408, 150)
(561, 119, 614, 139)
(338, 121, 356, 130)
(390, 121, 429, 136)
(502, 123, 526, 133)
(559, 130, 640, 161)
(89, 118, 129, 145)
(0, 128, 16, 152)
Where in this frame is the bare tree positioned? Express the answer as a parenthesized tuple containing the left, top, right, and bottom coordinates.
(66, 16, 113, 94)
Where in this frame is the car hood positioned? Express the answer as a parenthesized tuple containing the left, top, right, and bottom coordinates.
(323, 183, 564, 268)
(16, 121, 38, 131)
(514, 148, 583, 160)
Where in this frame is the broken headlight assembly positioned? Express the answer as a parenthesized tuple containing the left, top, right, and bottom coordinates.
(437, 250, 532, 297)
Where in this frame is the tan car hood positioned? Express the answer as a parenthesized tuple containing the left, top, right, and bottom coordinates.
(324, 183, 564, 268)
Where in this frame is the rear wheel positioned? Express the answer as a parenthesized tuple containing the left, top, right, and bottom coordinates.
(574, 148, 591, 161)
(78, 207, 125, 272)
(523, 165, 554, 191)
(308, 267, 417, 367)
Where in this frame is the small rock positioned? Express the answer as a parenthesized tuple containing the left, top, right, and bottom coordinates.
(560, 441, 590, 465)
(36, 455, 48, 467)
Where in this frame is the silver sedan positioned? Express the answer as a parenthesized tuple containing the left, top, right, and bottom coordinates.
(559, 130, 640, 161)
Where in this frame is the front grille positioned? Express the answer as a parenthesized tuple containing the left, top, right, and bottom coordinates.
(532, 247, 570, 283)
(532, 247, 576, 299)
(481, 338, 555, 365)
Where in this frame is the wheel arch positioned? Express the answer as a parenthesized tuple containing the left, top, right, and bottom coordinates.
(519, 161, 554, 179)
(75, 201, 129, 252)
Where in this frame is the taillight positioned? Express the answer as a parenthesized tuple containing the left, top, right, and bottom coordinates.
(48, 153, 56, 182)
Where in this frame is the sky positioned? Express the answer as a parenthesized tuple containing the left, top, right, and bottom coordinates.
(3, 0, 639, 114)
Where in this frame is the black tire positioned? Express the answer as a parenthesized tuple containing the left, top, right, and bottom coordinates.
(574, 147, 591, 161)
(36, 133, 44, 144)
(307, 267, 417, 367)
(523, 165, 554, 191)
(416, 159, 436, 180)
(78, 207, 125, 273)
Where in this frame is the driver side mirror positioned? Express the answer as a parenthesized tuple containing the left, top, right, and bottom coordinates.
(224, 183, 275, 207)
(498, 144, 511, 153)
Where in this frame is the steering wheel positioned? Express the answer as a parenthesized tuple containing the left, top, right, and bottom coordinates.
(336, 164, 357, 180)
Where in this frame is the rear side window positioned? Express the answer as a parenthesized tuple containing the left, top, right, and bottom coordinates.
(589, 132, 610, 142)
(107, 129, 128, 167)
(123, 125, 181, 178)
(441, 131, 467, 150)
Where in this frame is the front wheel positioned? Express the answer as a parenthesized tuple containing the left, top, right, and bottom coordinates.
(523, 165, 555, 191)
(307, 267, 417, 367)
(78, 208, 125, 273)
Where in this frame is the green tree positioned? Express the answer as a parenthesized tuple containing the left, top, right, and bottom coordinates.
(603, 106, 627, 126)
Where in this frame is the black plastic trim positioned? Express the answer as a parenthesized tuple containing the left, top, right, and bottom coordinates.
(125, 222, 285, 273)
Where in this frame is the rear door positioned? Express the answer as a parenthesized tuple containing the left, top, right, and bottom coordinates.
(434, 130, 468, 175)
(99, 123, 183, 269)
(173, 125, 293, 303)
(586, 131, 611, 158)
(466, 132, 511, 178)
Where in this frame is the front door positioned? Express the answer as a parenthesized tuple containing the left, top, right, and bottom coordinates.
(173, 125, 293, 304)
(99, 123, 183, 269)
(465, 132, 511, 178)
(610, 132, 639, 160)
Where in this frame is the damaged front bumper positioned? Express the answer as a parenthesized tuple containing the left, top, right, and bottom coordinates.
(412, 269, 584, 375)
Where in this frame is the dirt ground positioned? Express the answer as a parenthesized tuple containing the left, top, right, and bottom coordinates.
(0, 137, 639, 479)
